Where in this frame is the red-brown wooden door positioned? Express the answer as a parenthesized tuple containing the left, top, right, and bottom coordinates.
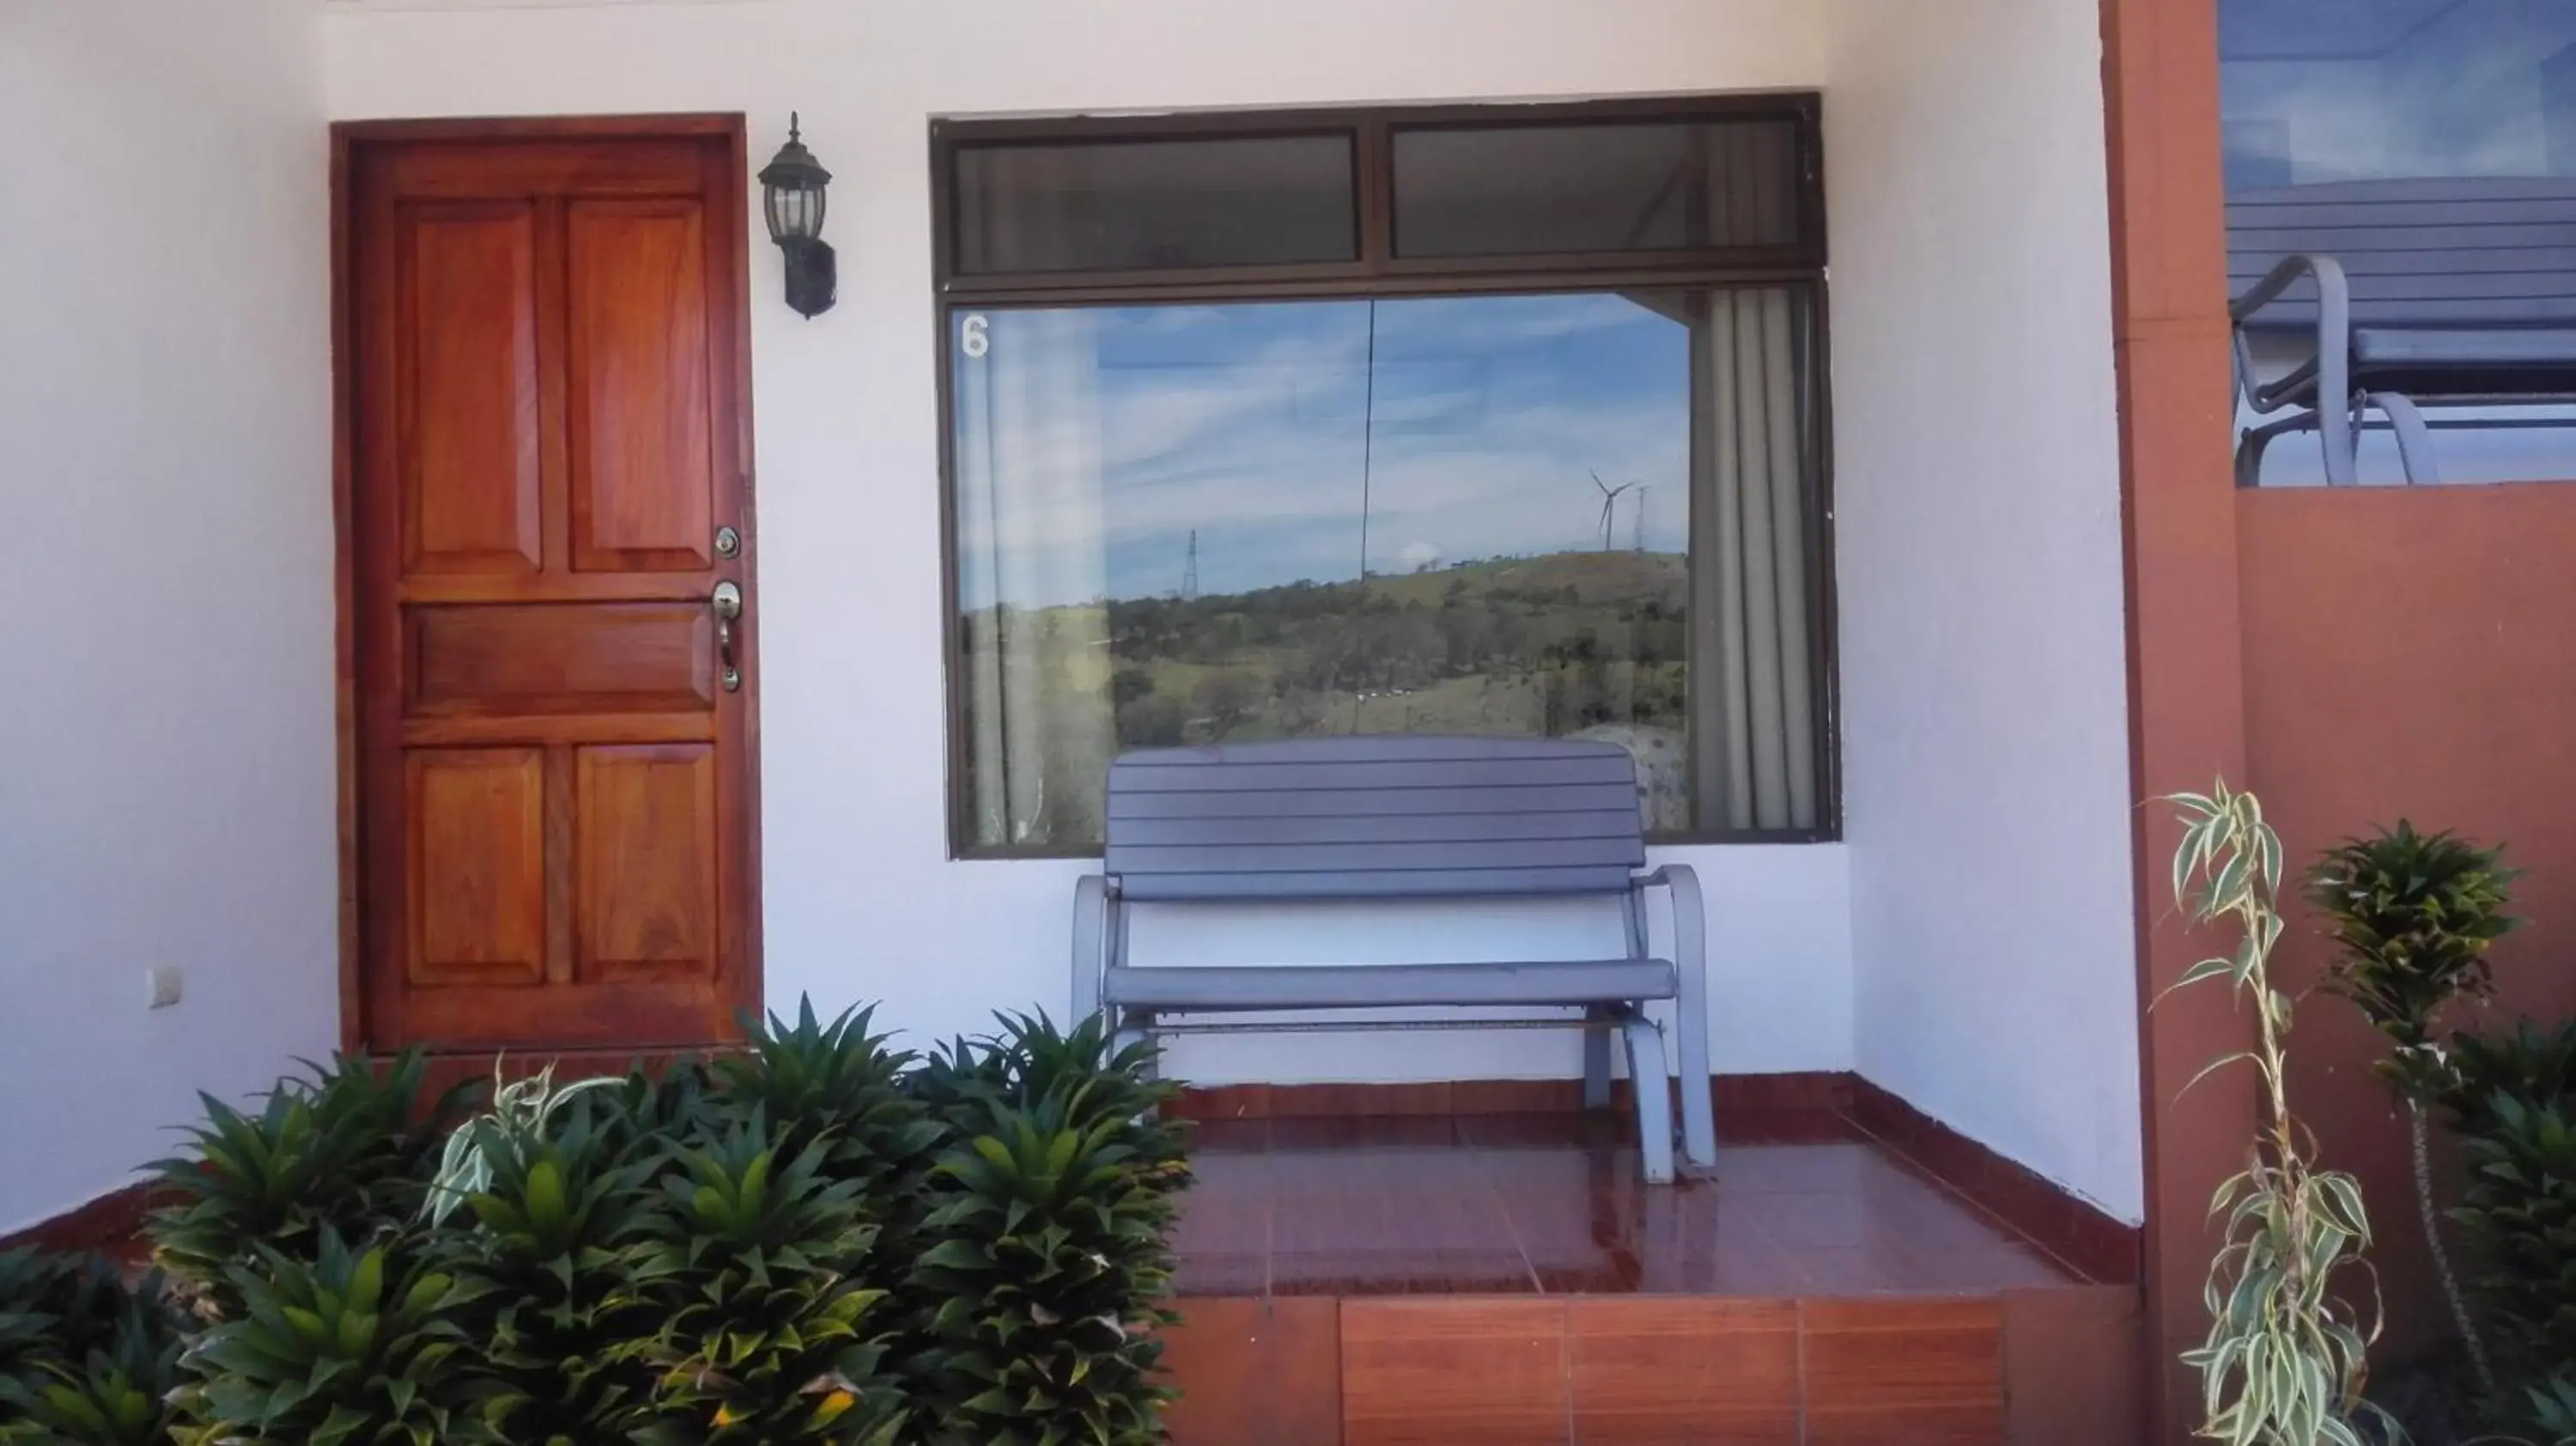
(345, 121, 758, 1053)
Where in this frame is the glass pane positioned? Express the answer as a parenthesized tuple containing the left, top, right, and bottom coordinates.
(2222, 0, 2576, 484)
(952, 136, 1357, 275)
(951, 289, 1826, 850)
(1392, 118, 1803, 258)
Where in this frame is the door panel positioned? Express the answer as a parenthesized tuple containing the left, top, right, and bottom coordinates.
(404, 749, 545, 987)
(576, 744, 718, 981)
(407, 603, 716, 716)
(567, 199, 714, 573)
(349, 123, 756, 1054)
(404, 204, 543, 574)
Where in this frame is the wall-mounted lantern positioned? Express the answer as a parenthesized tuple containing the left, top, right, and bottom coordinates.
(758, 112, 835, 318)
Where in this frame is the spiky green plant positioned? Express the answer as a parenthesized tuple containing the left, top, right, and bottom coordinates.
(911, 1092, 1182, 1446)
(2167, 783, 2396, 1446)
(597, 1058, 722, 1162)
(2306, 821, 2521, 1396)
(173, 1225, 491, 1446)
(0, 1248, 125, 1386)
(2446, 1084, 2576, 1399)
(908, 1018, 1189, 1446)
(2516, 1374, 2576, 1445)
(422, 1059, 622, 1225)
(625, 1116, 904, 1445)
(444, 1096, 673, 1444)
(0, 1251, 190, 1446)
(908, 1033, 1015, 1135)
(146, 1050, 471, 1319)
(715, 1001, 943, 1242)
(987, 1012, 1180, 1135)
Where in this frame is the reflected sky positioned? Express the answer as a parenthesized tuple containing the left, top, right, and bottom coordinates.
(953, 292, 1691, 609)
(2221, 0, 2576, 185)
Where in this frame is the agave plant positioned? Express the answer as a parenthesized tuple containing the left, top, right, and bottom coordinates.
(0, 1250, 190, 1446)
(445, 1096, 672, 1444)
(626, 1116, 904, 1445)
(2518, 1374, 2576, 1446)
(173, 1225, 491, 1446)
(2166, 783, 2395, 1446)
(908, 1033, 1016, 1135)
(146, 1049, 471, 1319)
(714, 999, 943, 1224)
(0, 1248, 124, 1385)
(910, 1090, 1183, 1446)
(2446, 1085, 2576, 1398)
(2307, 822, 2521, 1395)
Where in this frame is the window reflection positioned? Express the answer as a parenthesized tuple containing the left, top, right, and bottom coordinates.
(2222, 0, 2576, 485)
(954, 289, 1838, 850)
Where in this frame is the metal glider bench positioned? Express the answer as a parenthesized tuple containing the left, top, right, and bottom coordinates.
(1070, 735, 1716, 1183)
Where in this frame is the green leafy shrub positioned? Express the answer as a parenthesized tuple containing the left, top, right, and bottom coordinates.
(626, 1115, 905, 1445)
(146, 1050, 471, 1319)
(0, 1248, 123, 1385)
(2307, 821, 2521, 1396)
(2308, 822, 2521, 1102)
(173, 1225, 489, 1446)
(2440, 1022, 2576, 1434)
(908, 1013, 1188, 1446)
(2450, 1022, 2576, 1126)
(444, 1097, 670, 1444)
(716, 1005, 943, 1285)
(2516, 1374, 2576, 1445)
(0, 1251, 190, 1446)
(2447, 1086, 2576, 1389)
(21, 994, 1192, 1446)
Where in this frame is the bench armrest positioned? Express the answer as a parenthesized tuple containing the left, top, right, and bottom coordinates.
(2233, 253, 2358, 485)
(1635, 864, 1717, 1165)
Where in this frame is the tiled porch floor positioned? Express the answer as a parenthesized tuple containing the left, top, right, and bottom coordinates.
(1171, 1112, 2086, 1298)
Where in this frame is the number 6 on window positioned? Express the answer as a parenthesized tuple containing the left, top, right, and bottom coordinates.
(961, 313, 989, 359)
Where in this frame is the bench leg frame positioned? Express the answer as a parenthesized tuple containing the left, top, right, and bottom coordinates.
(1621, 1012, 1674, 1185)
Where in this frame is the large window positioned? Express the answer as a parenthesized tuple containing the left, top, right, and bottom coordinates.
(934, 100, 1833, 855)
(2223, 0, 2576, 484)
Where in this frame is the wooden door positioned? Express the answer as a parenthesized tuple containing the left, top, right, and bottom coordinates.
(344, 120, 758, 1053)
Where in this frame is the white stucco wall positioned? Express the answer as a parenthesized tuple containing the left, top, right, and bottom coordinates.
(319, 0, 1857, 1091)
(0, 0, 2148, 1231)
(0, 0, 337, 1231)
(1825, 0, 2143, 1219)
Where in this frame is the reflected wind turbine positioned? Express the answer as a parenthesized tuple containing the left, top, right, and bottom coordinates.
(1590, 470, 1637, 551)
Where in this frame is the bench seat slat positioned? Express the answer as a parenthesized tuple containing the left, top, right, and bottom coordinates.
(1114, 736, 1627, 765)
(1109, 755, 1636, 793)
(1108, 808, 1645, 848)
(1116, 865, 1640, 902)
(1110, 835, 1647, 878)
(1109, 782, 1636, 821)
(1103, 960, 1678, 1011)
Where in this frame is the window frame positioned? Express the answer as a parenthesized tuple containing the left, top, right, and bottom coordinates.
(930, 94, 1841, 859)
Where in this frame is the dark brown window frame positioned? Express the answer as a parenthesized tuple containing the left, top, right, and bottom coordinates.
(930, 94, 1841, 859)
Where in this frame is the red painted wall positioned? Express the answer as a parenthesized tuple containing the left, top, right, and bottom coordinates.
(2239, 481, 2576, 1362)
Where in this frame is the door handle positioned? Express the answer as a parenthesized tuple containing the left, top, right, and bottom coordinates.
(711, 580, 743, 693)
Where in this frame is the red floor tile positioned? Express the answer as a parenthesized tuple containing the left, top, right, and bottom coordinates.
(1174, 1110, 2081, 1300)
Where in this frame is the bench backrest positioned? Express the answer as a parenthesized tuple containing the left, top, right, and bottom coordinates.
(1103, 735, 1648, 902)
(2230, 176, 2576, 329)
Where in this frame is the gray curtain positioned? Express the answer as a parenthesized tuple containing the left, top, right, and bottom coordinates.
(1691, 288, 1820, 833)
(953, 309, 1114, 848)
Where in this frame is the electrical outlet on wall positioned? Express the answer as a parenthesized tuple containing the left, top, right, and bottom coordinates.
(147, 966, 183, 1010)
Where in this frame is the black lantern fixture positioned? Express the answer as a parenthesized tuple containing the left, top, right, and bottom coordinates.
(758, 112, 835, 318)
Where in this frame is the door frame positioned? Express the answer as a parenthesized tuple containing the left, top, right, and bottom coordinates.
(329, 112, 764, 1054)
